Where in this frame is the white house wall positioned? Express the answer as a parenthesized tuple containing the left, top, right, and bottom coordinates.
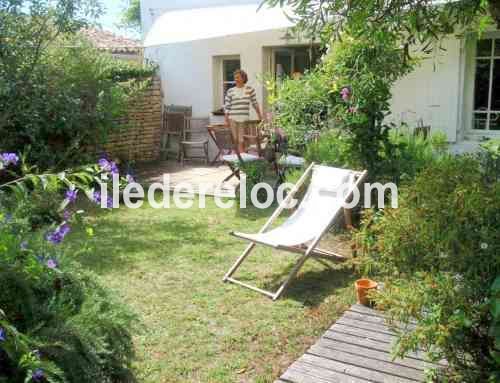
(389, 38, 462, 142)
(145, 25, 466, 143)
(145, 28, 290, 118)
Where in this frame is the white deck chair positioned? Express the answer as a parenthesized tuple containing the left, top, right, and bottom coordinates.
(223, 163, 368, 300)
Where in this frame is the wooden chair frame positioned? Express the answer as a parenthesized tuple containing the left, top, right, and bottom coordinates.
(221, 121, 268, 182)
(180, 117, 210, 165)
(207, 125, 234, 165)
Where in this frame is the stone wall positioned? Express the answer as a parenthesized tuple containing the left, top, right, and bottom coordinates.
(99, 77, 162, 162)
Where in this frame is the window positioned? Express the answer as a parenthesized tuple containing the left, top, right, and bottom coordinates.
(274, 46, 323, 79)
(222, 58, 241, 104)
(473, 38, 500, 130)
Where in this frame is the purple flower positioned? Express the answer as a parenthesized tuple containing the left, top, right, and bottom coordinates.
(340, 87, 351, 101)
(59, 224, 70, 236)
(0, 152, 19, 167)
(93, 191, 102, 204)
(46, 259, 58, 270)
(65, 189, 78, 203)
(99, 158, 119, 174)
(32, 368, 44, 382)
(0, 327, 6, 342)
(46, 224, 71, 245)
(98, 158, 111, 172)
(106, 196, 114, 208)
(93, 192, 113, 208)
(46, 231, 62, 244)
(110, 162, 119, 175)
(126, 174, 135, 183)
(62, 210, 72, 220)
(20, 241, 28, 250)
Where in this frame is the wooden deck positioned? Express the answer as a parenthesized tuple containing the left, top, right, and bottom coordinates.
(275, 304, 442, 383)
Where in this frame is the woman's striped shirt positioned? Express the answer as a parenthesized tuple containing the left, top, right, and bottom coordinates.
(224, 85, 258, 122)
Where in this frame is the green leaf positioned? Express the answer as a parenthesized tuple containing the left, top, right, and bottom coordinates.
(492, 299, 500, 319)
(491, 276, 500, 294)
(491, 350, 500, 365)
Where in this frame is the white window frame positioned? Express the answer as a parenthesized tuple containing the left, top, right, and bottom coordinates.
(473, 37, 500, 130)
(222, 58, 240, 102)
(463, 31, 500, 136)
(212, 55, 240, 111)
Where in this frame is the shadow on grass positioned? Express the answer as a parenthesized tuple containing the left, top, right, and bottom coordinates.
(68, 217, 227, 275)
(260, 262, 357, 307)
(233, 203, 278, 221)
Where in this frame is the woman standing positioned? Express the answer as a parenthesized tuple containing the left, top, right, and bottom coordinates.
(224, 69, 263, 153)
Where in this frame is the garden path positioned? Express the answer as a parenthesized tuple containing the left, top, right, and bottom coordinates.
(136, 160, 239, 197)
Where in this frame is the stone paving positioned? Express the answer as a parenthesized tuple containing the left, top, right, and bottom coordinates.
(136, 160, 239, 198)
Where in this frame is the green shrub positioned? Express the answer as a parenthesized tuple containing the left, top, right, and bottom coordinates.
(270, 31, 415, 177)
(304, 129, 360, 169)
(357, 156, 500, 381)
(236, 160, 270, 207)
(0, 224, 136, 383)
(270, 69, 333, 149)
(479, 138, 500, 183)
(320, 32, 415, 177)
(381, 129, 449, 184)
(303, 128, 448, 184)
(0, 1, 156, 170)
(0, 155, 137, 383)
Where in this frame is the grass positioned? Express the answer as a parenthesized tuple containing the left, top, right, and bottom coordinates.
(66, 197, 357, 383)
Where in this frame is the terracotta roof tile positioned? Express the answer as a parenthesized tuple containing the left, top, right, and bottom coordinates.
(80, 28, 142, 53)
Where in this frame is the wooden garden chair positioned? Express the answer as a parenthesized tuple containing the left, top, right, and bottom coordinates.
(162, 112, 185, 161)
(180, 117, 210, 165)
(223, 164, 368, 300)
(207, 125, 234, 165)
(162, 105, 192, 161)
(242, 120, 268, 157)
(221, 121, 267, 182)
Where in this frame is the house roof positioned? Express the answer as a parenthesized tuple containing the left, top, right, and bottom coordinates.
(143, 4, 294, 47)
(81, 28, 142, 53)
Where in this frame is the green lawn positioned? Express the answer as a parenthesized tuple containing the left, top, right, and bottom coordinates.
(66, 197, 357, 383)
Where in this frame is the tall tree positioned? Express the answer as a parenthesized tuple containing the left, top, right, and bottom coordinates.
(0, 0, 102, 131)
(120, 0, 141, 32)
(263, 0, 499, 52)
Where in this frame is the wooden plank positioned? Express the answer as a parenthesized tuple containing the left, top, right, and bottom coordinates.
(323, 331, 445, 366)
(282, 363, 372, 383)
(315, 337, 437, 371)
(344, 310, 417, 331)
(328, 323, 397, 343)
(281, 367, 340, 383)
(349, 304, 386, 317)
(331, 323, 447, 366)
(337, 316, 399, 335)
(299, 353, 417, 383)
(350, 304, 417, 325)
(308, 344, 424, 381)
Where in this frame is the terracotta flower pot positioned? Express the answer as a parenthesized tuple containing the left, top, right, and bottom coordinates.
(355, 278, 378, 306)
